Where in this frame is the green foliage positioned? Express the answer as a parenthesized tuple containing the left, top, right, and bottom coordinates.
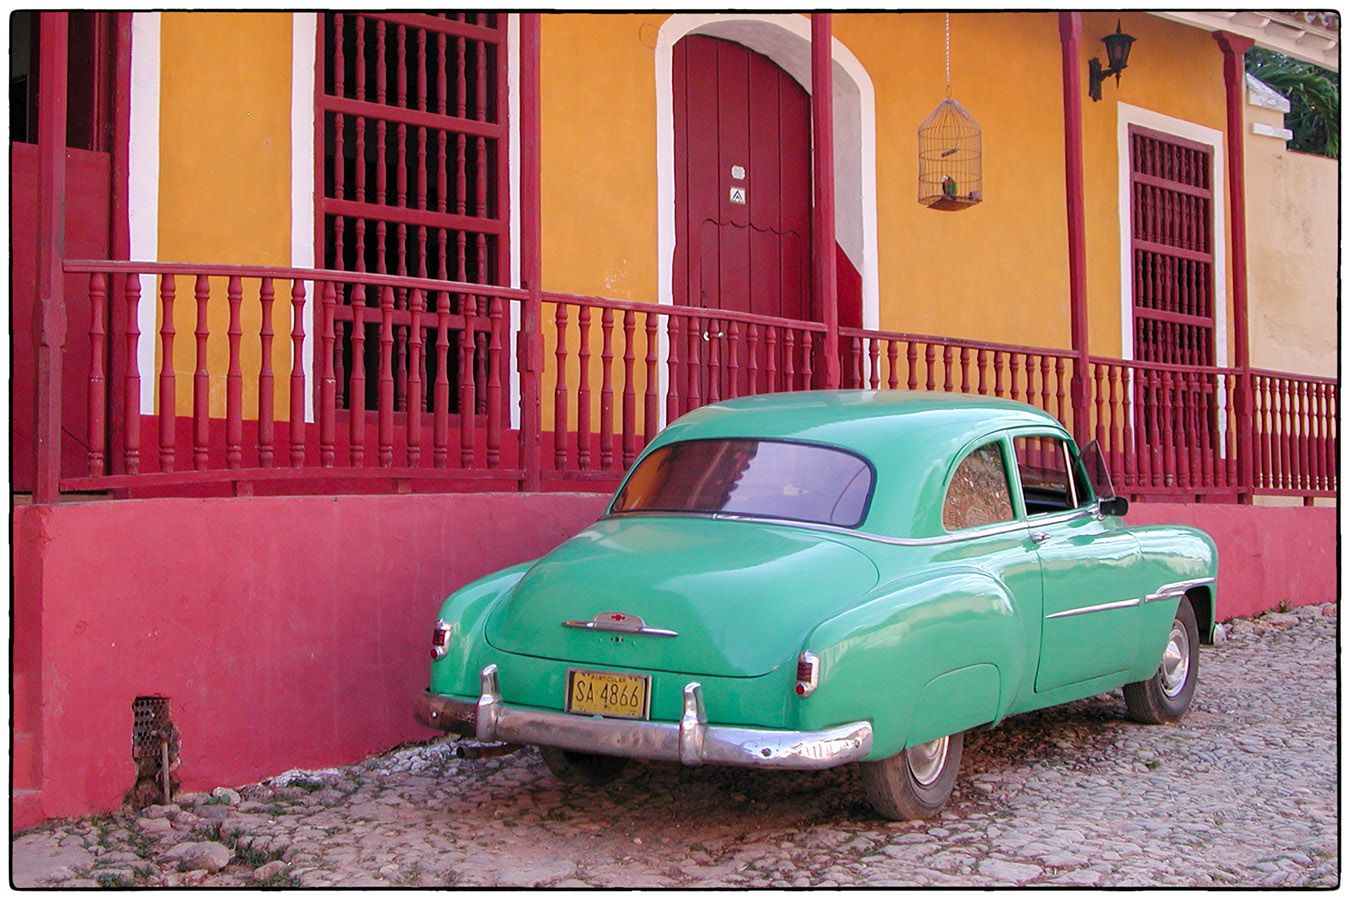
(1246, 47, 1339, 158)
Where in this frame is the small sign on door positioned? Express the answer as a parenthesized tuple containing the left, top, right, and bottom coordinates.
(729, 187, 747, 205)
(730, 165, 746, 180)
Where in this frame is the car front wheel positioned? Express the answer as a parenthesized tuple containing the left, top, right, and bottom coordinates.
(1123, 596, 1200, 724)
(860, 731, 964, 820)
(537, 746, 629, 786)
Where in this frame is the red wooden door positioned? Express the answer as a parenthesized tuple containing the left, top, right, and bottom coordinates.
(10, 12, 118, 491)
(673, 35, 812, 400)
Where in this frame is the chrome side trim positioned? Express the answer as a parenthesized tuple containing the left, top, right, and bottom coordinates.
(562, 612, 678, 638)
(601, 507, 1096, 547)
(1144, 576, 1216, 604)
(417, 674, 873, 771)
(1045, 597, 1141, 619)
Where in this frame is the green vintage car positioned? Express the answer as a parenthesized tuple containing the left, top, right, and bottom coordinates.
(416, 391, 1217, 819)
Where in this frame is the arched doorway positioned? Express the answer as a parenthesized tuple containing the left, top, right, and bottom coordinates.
(672, 34, 812, 324)
(656, 13, 879, 347)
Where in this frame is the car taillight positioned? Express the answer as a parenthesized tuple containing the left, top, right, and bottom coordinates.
(794, 651, 820, 697)
(431, 619, 452, 659)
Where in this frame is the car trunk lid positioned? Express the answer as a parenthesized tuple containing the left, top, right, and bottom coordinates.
(484, 516, 879, 678)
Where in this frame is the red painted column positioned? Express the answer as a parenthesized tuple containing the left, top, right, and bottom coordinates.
(1057, 13, 1091, 446)
(518, 13, 544, 490)
(1214, 29, 1256, 504)
(33, 12, 70, 503)
(108, 13, 133, 474)
(811, 14, 841, 390)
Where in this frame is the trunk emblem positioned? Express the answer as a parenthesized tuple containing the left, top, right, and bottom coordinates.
(563, 612, 679, 638)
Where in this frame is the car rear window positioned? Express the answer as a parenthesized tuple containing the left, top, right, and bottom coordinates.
(611, 439, 873, 528)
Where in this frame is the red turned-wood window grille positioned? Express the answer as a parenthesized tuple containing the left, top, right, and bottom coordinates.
(317, 12, 509, 413)
(1128, 126, 1215, 367)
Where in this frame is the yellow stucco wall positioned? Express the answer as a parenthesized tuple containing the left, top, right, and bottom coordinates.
(1245, 128, 1339, 378)
(157, 12, 295, 416)
(148, 12, 1327, 432)
(539, 12, 1236, 362)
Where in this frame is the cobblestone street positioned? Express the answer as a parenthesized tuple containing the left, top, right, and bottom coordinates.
(13, 603, 1338, 888)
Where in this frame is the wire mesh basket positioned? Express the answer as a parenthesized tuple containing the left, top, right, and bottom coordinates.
(918, 98, 982, 211)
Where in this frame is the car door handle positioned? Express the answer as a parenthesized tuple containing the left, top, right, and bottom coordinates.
(1030, 531, 1051, 544)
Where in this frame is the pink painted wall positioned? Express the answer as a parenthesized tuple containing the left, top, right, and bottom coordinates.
(13, 492, 609, 825)
(11, 495, 1334, 827)
(1125, 502, 1337, 620)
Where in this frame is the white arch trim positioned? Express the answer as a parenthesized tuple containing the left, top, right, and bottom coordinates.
(654, 14, 880, 330)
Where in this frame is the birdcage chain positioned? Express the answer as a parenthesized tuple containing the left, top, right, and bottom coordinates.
(945, 13, 951, 99)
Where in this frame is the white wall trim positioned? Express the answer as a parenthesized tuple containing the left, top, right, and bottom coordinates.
(129, 12, 161, 413)
(1251, 121, 1294, 141)
(1115, 103, 1228, 372)
(290, 12, 317, 422)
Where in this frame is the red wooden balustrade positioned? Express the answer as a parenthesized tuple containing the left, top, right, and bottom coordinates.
(540, 291, 825, 480)
(62, 261, 527, 494)
(840, 327, 1077, 427)
(48, 260, 1341, 501)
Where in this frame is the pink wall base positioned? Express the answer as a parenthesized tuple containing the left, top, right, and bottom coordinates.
(1125, 502, 1337, 620)
(11, 495, 1335, 828)
(12, 492, 609, 828)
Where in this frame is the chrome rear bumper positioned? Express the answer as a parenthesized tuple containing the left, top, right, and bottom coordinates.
(415, 664, 872, 771)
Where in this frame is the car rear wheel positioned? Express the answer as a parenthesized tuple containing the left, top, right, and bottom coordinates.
(537, 746, 629, 786)
(1123, 597, 1199, 724)
(860, 731, 964, 820)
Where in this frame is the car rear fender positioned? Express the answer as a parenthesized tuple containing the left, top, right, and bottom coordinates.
(429, 560, 537, 697)
(800, 566, 1026, 759)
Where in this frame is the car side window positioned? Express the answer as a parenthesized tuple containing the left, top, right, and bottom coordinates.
(942, 441, 1016, 531)
(1013, 436, 1087, 515)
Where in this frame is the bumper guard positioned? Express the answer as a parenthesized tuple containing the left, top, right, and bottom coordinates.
(415, 664, 872, 771)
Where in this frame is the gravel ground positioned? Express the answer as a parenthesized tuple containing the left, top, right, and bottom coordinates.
(12, 602, 1338, 888)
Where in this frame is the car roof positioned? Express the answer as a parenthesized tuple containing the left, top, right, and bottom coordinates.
(641, 390, 1072, 538)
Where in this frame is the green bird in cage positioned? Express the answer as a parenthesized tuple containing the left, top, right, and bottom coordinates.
(941, 175, 958, 199)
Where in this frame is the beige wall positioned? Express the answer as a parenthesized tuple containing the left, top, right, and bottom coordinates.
(1245, 95, 1339, 377)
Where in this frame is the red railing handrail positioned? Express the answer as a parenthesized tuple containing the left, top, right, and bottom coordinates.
(1088, 356, 1243, 377)
(1249, 367, 1338, 385)
(843, 325, 1078, 360)
(544, 290, 830, 332)
(62, 260, 531, 303)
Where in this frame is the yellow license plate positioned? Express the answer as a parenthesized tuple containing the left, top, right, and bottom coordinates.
(565, 669, 650, 720)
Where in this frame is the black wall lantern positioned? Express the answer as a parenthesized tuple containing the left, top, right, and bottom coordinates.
(1088, 20, 1136, 101)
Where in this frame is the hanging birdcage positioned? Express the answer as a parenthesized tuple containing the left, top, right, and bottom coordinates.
(918, 98, 982, 211)
(918, 15, 982, 211)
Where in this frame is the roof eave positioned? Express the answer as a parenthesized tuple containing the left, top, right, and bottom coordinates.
(1151, 11, 1339, 72)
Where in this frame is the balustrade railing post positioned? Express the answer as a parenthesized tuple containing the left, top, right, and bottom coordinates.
(1236, 370, 1255, 503)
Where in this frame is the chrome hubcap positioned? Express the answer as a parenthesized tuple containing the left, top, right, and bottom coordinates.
(905, 735, 950, 787)
(1159, 621, 1190, 698)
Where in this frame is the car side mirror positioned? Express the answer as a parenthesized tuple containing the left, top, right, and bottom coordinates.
(1099, 496, 1129, 517)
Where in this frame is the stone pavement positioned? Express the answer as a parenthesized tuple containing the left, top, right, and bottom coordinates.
(12, 602, 1337, 888)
